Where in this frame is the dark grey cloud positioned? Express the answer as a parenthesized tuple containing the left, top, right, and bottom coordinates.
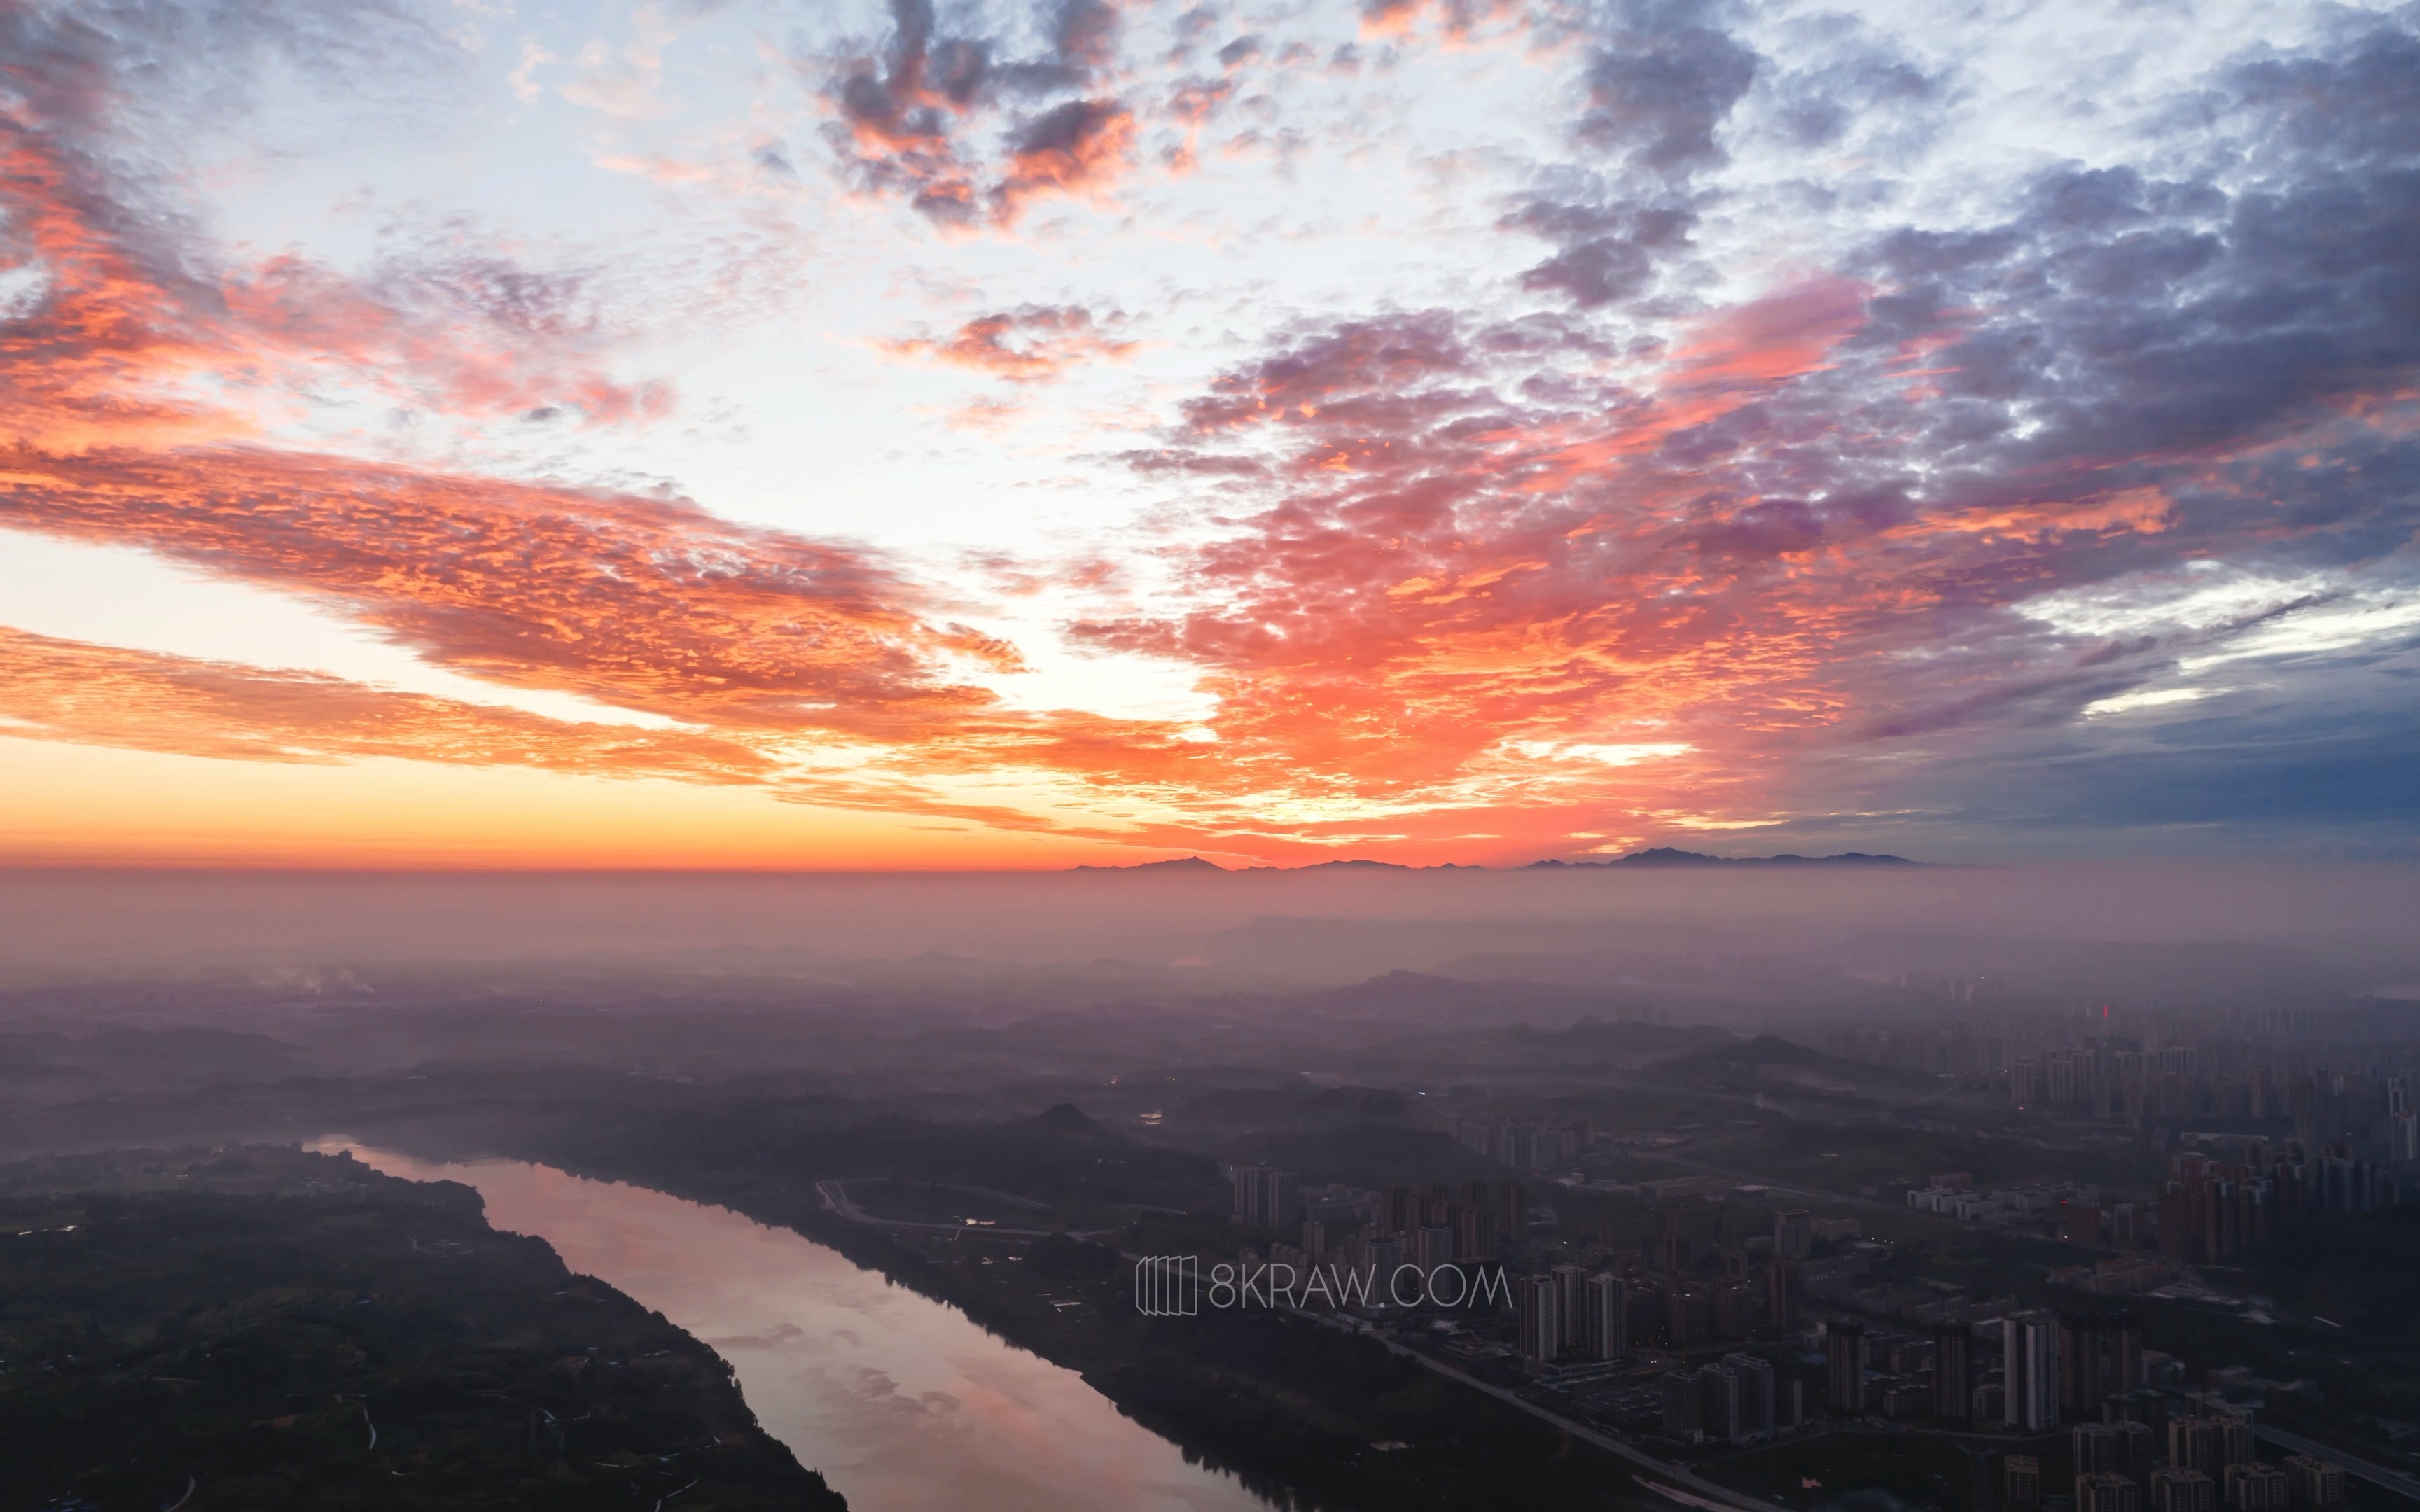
(0, 0, 461, 139)
(1508, 1, 1757, 311)
(1762, 42, 1935, 149)
(812, 0, 1139, 224)
(1575, 9, 1758, 174)
(1731, 13, 2420, 839)
(1839, 658, 2420, 846)
(1507, 196, 1695, 307)
(1216, 34, 1260, 69)
(1171, 6, 1220, 48)
(0, 0, 467, 288)
(1824, 42, 2420, 482)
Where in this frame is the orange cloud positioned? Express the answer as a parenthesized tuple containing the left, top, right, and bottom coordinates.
(13, 11, 2398, 874)
(221, 253, 662, 424)
(0, 444, 1015, 735)
(0, 120, 655, 453)
(1889, 486, 2177, 544)
(884, 304, 1136, 383)
(1664, 275, 1870, 389)
(1070, 273, 2334, 853)
(816, 2, 1138, 232)
(0, 626, 779, 783)
(995, 99, 1136, 221)
(0, 94, 1010, 743)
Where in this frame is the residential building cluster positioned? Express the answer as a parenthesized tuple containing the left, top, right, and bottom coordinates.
(1452, 1116, 1591, 1172)
(1815, 1014, 2419, 1171)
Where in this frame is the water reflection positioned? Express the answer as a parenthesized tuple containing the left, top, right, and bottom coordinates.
(319, 1142, 1274, 1512)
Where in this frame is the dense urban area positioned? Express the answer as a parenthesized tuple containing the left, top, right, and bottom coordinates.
(3, 909, 2416, 1511)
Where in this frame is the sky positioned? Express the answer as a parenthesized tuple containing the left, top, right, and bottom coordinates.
(0, 0, 2414, 869)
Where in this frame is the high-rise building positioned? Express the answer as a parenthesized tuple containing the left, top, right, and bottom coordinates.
(1414, 1223, 1457, 1273)
(2225, 1465, 2289, 1511)
(2007, 1456, 2043, 1508)
(2219, 1410, 2255, 1471)
(2115, 1419, 2158, 1485)
(2170, 1420, 2224, 1482)
(2283, 1456, 2345, 1506)
(1667, 1283, 1709, 1348)
(1723, 1352, 1776, 1438)
(2105, 1389, 2168, 1435)
(1553, 1263, 1590, 1351)
(2080, 1473, 2144, 1512)
(2153, 1471, 2217, 1512)
(1495, 1179, 1527, 1247)
(1367, 1236, 1404, 1294)
(1516, 1273, 1559, 1363)
(1774, 1209, 1814, 1260)
(1659, 1217, 1691, 1276)
(1267, 1170, 1300, 1229)
(1456, 1203, 1496, 1261)
(2012, 1058, 2040, 1107)
(1701, 1364, 1743, 1443)
(1711, 1279, 1754, 1340)
(1935, 1323, 1973, 1421)
(2062, 1313, 2110, 1418)
(1663, 1369, 1704, 1443)
(1586, 1272, 1628, 1362)
(1767, 1256, 1802, 1332)
(2047, 1051, 2081, 1106)
(2109, 1311, 2145, 1395)
(1826, 1321, 1868, 1417)
(2005, 1310, 2061, 1432)
(1229, 1166, 1302, 1229)
(2076, 1423, 2123, 1477)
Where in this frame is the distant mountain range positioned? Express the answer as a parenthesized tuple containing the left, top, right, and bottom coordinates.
(1527, 847, 1919, 868)
(1067, 848, 1918, 872)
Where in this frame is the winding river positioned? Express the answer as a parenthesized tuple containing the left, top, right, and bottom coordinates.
(317, 1142, 1276, 1512)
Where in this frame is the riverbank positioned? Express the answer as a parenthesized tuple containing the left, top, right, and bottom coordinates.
(403, 1102, 1674, 1512)
(0, 1145, 844, 1511)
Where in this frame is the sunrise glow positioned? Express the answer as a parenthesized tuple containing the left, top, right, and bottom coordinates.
(3, 0, 2413, 867)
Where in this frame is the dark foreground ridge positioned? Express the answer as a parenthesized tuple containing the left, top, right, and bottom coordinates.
(0, 1145, 845, 1512)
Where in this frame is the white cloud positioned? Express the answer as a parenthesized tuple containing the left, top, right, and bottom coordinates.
(2083, 687, 2209, 718)
(2178, 594, 2420, 672)
(2016, 565, 2333, 639)
(1503, 741, 1694, 765)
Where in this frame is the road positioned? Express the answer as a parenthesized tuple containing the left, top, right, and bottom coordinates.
(1295, 1308, 1783, 1512)
(814, 1179, 1114, 1240)
(1108, 1238, 1776, 1512)
(2255, 1422, 2420, 1503)
(1618, 1122, 1910, 1216)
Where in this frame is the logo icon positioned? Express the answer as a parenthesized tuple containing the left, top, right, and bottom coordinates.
(1133, 1254, 1200, 1316)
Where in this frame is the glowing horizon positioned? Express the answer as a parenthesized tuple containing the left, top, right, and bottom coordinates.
(2, 0, 2414, 869)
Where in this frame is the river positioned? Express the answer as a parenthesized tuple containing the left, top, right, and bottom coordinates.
(317, 1142, 1277, 1512)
